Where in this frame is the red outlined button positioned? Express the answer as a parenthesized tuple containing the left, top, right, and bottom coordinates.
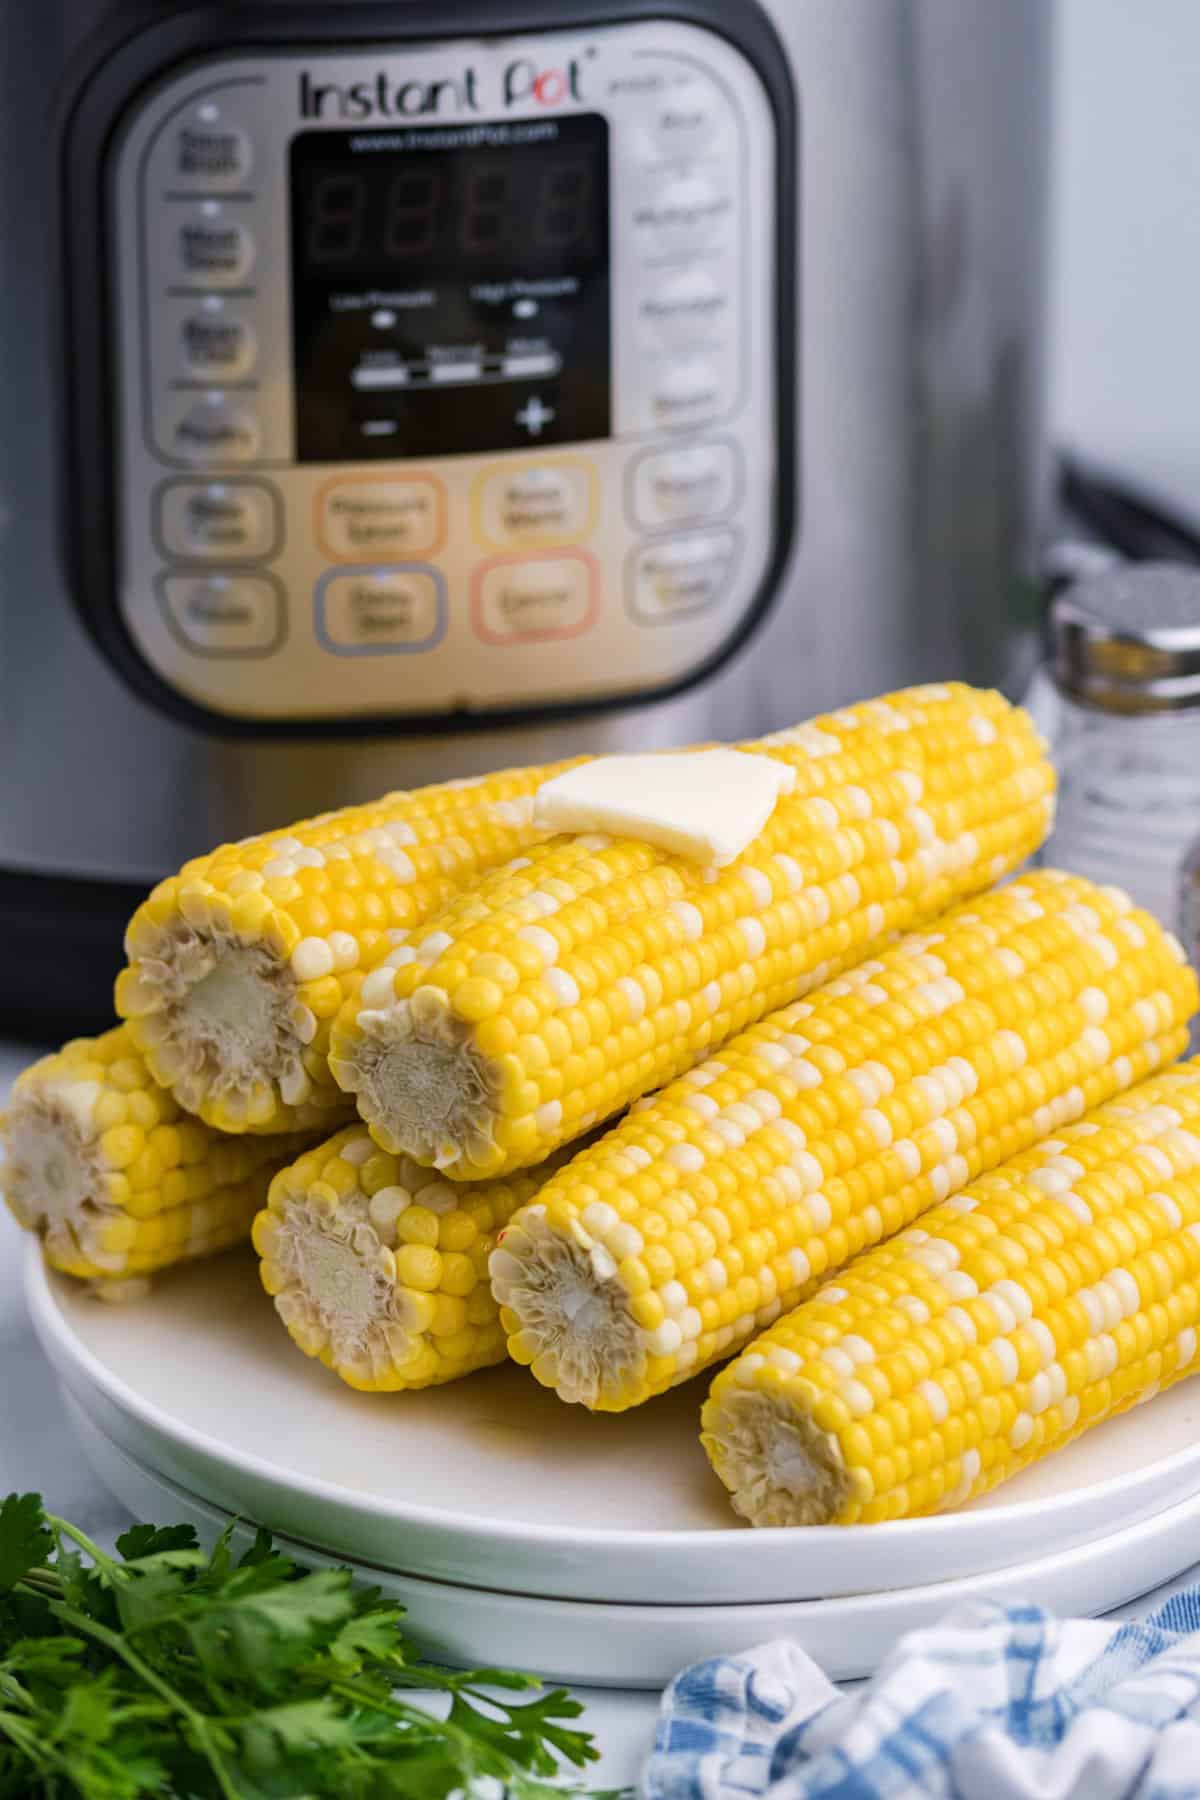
(471, 549, 599, 645)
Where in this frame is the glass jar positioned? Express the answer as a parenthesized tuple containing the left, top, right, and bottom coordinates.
(1025, 562, 1200, 932)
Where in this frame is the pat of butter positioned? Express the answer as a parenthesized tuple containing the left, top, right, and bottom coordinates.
(533, 749, 796, 866)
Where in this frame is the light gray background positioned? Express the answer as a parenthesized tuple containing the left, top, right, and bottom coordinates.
(1052, 0, 1200, 519)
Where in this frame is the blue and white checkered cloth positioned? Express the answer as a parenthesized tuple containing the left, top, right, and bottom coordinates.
(643, 1590, 1200, 1799)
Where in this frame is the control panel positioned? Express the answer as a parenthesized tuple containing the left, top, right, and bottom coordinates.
(107, 20, 783, 722)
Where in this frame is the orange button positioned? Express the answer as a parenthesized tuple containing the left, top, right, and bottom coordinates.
(317, 474, 446, 561)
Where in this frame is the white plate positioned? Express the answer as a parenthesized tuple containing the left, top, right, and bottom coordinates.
(69, 1399, 1200, 1688)
(27, 1241, 1200, 1607)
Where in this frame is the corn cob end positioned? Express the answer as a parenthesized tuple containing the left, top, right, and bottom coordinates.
(3, 1026, 313, 1284)
(255, 1211, 410, 1392)
(254, 1164, 431, 1389)
(700, 1380, 852, 1527)
(3, 1064, 176, 1289)
(2, 1084, 112, 1271)
(328, 977, 504, 1175)
(490, 1207, 649, 1407)
(116, 916, 336, 1135)
(254, 1126, 536, 1390)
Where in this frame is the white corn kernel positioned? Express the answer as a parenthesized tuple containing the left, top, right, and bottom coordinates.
(291, 937, 335, 982)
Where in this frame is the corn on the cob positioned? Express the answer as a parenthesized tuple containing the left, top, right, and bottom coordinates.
(115, 760, 575, 1136)
(488, 873, 1197, 1410)
(702, 1060, 1200, 1525)
(253, 1126, 563, 1391)
(329, 684, 1055, 1181)
(1, 1026, 311, 1284)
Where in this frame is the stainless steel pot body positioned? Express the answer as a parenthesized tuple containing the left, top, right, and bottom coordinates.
(0, 0, 1051, 890)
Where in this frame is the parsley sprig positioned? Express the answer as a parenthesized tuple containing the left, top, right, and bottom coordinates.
(0, 1491, 616, 1799)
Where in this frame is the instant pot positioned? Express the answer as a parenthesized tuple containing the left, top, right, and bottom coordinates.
(0, 0, 1052, 1030)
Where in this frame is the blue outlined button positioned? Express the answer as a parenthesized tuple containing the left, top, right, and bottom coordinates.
(315, 565, 446, 655)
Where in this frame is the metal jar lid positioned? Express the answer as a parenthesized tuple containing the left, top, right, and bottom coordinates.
(1049, 561, 1200, 713)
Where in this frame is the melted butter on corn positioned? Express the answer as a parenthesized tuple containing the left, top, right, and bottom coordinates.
(532, 748, 797, 866)
(487, 873, 1197, 1410)
(253, 1126, 566, 1391)
(1, 1026, 311, 1285)
(115, 760, 575, 1135)
(330, 684, 1056, 1179)
(702, 1059, 1200, 1524)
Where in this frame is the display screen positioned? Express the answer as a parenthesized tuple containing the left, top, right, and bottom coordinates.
(294, 146, 603, 272)
(290, 115, 610, 462)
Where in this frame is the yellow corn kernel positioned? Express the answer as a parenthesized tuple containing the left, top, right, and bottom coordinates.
(703, 1058, 1200, 1524)
(2, 1026, 312, 1284)
(116, 756, 580, 1135)
(489, 872, 1197, 1410)
(395, 1245, 442, 1291)
(330, 684, 1056, 1179)
(253, 1126, 568, 1392)
(397, 1206, 440, 1247)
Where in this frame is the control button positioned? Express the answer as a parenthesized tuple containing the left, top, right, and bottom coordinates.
(155, 480, 279, 560)
(475, 462, 596, 548)
(318, 477, 445, 560)
(351, 362, 410, 391)
(158, 572, 283, 656)
(638, 266, 730, 345)
(176, 206, 254, 284)
(647, 77, 729, 158)
(473, 551, 598, 645)
(430, 357, 482, 384)
(172, 396, 260, 463)
(180, 307, 256, 376)
(515, 395, 556, 437)
(630, 443, 739, 529)
(650, 356, 724, 428)
(317, 567, 445, 654)
(628, 529, 740, 625)
(632, 171, 732, 253)
(502, 351, 559, 379)
(173, 105, 253, 188)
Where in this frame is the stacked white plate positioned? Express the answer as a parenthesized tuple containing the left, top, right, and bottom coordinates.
(28, 1241, 1200, 1688)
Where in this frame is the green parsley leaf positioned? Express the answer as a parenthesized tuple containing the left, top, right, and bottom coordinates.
(187, 1565, 360, 1690)
(324, 1603, 407, 1669)
(237, 1694, 356, 1764)
(0, 1496, 52, 1593)
(115, 1521, 199, 1561)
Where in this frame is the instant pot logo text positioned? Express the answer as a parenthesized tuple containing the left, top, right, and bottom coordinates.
(298, 56, 586, 121)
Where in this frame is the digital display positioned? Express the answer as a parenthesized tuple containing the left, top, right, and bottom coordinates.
(290, 116, 611, 462)
(295, 148, 603, 271)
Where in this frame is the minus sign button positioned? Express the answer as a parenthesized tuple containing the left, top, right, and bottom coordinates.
(361, 419, 399, 437)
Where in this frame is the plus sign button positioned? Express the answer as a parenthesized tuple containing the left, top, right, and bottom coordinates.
(515, 395, 556, 437)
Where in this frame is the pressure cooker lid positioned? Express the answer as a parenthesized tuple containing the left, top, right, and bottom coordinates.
(1049, 561, 1200, 713)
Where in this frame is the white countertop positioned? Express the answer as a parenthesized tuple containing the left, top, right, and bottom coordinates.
(4, 1033, 1200, 1795)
